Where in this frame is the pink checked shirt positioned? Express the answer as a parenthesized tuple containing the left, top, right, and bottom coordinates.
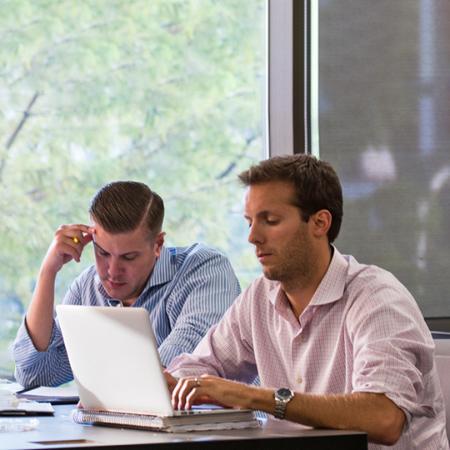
(168, 248, 448, 450)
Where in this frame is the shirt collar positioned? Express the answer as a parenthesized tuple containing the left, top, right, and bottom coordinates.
(309, 245, 348, 306)
(146, 246, 178, 287)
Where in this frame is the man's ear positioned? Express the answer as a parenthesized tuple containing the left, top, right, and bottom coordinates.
(154, 232, 166, 257)
(311, 210, 332, 238)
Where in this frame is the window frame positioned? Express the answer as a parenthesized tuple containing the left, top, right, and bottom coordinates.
(267, 0, 316, 156)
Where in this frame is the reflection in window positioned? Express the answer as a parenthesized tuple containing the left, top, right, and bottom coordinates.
(317, 0, 450, 316)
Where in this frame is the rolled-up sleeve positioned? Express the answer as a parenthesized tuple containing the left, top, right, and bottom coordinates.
(12, 282, 82, 388)
(349, 283, 436, 423)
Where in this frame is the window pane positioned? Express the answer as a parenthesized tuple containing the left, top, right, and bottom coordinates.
(0, 0, 266, 377)
(317, 0, 450, 317)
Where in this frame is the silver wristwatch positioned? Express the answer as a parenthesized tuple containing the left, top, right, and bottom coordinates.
(274, 387, 294, 419)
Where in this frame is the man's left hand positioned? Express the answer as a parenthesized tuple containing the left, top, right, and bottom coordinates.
(171, 374, 253, 411)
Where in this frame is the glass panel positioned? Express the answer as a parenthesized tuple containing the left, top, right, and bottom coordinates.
(318, 0, 450, 317)
(0, 0, 266, 378)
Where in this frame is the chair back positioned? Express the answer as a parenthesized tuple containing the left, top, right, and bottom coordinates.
(432, 331, 450, 438)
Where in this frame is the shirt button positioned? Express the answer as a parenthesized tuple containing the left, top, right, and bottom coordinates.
(297, 375, 303, 384)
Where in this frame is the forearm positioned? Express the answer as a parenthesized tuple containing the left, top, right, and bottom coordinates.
(249, 388, 405, 445)
(25, 267, 57, 351)
(24, 222, 92, 351)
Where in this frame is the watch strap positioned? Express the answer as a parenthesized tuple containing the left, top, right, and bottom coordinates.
(274, 388, 294, 419)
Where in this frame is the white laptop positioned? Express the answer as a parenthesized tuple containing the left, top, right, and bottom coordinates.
(56, 305, 257, 431)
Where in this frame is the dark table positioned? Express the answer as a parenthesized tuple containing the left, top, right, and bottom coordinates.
(1, 405, 368, 450)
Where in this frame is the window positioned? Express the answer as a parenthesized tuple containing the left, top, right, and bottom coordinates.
(316, 0, 450, 317)
(0, 1, 266, 378)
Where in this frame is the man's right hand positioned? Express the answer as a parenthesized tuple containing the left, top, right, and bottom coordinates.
(25, 223, 94, 351)
(42, 224, 94, 275)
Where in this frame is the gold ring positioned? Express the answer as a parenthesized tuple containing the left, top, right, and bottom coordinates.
(72, 236, 80, 244)
(194, 378, 201, 387)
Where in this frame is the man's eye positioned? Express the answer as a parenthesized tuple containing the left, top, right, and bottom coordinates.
(266, 219, 279, 225)
(123, 255, 137, 261)
(97, 249, 109, 257)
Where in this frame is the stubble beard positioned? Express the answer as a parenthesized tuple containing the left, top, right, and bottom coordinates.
(262, 235, 315, 290)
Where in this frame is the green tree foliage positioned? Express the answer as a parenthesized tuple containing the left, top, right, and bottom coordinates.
(0, 0, 265, 375)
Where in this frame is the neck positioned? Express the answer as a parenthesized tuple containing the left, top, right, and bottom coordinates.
(122, 298, 137, 307)
(283, 245, 333, 317)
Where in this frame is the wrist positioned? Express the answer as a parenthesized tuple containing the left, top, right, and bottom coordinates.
(246, 386, 276, 411)
(39, 261, 60, 279)
(273, 387, 295, 419)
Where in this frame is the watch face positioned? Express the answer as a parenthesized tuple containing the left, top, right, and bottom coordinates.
(277, 388, 293, 400)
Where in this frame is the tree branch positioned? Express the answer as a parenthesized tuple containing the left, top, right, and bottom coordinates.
(0, 92, 40, 181)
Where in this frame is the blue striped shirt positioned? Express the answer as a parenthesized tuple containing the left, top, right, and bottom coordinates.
(13, 244, 241, 388)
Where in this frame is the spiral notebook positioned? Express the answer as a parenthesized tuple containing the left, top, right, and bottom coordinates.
(56, 305, 258, 432)
(71, 407, 258, 432)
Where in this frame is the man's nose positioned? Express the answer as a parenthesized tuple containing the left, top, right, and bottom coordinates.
(107, 258, 123, 278)
(248, 223, 263, 245)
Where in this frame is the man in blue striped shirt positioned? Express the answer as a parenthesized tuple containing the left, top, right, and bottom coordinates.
(13, 181, 240, 388)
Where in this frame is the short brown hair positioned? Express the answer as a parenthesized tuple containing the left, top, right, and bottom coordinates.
(238, 154, 343, 242)
(89, 181, 164, 238)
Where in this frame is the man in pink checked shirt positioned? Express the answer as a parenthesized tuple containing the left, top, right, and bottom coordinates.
(165, 154, 448, 450)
